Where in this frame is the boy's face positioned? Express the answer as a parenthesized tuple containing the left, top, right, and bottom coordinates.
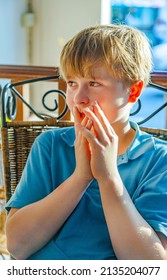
(65, 65, 131, 126)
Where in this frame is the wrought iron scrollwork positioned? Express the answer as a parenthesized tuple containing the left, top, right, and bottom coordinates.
(130, 99, 141, 116)
(1, 83, 17, 123)
(1, 75, 167, 128)
(0, 75, 68, 127)
(42, 89, 68, 119)
(136, 82, 167, 125)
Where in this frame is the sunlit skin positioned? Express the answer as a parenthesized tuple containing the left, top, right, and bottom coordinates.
(65, 65, 139, 159)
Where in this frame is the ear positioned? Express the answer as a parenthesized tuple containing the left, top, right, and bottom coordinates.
(128, 81, 144, 103)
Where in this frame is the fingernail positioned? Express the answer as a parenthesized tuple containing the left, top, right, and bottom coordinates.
(87, 119, 93, 126)
(89, 106, 93, 111)
(83, 107, 89, 112)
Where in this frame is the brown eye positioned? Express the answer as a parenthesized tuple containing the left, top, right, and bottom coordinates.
(68, 81, 76, 87)
(89, 81, 100, 87)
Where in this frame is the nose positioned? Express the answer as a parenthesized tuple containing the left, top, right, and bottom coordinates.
(74, 85, 90, 105)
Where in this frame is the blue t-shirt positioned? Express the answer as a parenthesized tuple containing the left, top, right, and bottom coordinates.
(5, 122, 167, 260)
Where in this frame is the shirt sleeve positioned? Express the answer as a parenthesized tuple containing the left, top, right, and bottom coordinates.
(134, 170, 167, 238)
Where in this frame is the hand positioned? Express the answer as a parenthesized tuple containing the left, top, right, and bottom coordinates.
(73, 107, 93, 184)
(76, 101, 119, 183)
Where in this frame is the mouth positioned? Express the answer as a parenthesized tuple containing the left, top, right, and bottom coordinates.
(80, 112, 85, 119)
(76, 107, 86, 119)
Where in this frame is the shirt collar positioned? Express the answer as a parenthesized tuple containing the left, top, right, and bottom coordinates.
(128, 121, 155, 159)
(60, 122, 155, 161)
(118, 121, 155, 164)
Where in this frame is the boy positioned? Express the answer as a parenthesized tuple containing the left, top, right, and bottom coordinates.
(5, 24, 167, 260)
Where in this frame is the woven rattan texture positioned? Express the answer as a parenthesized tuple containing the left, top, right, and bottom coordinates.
(1, 120, 74, 202)
(140, 127, 167, 141)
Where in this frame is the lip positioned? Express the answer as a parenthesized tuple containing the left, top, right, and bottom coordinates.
(80, 112, 85, 118)
(76, 107, 85, 117)
(77, 106, 93, 119)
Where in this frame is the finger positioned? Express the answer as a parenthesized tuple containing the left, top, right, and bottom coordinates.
(73, 106, 88, 136)
(76, 122, 99, 149)
(75, 116, 90, 141)
(81, 137, 92, 159)
(73, 107, 80, 136)
(93, 101, 116, 136)
(86, 119, 93, 130)
(75, 121, 92, 159)
(73, 107, 81, 134)
(73, 106, 81, 123)
(83, 107, 108, 143)
(81, 116, 89, 126)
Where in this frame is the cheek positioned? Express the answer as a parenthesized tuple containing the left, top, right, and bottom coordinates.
(99, 96, 128, 121)
(66, 92, 73, 110)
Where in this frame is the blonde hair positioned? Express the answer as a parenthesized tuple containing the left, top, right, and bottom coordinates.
(60, 24, 153, 87)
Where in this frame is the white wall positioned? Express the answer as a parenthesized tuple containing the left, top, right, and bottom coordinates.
(29, 0, 101, 112)
(0, 0, 102, 116)
(0, 0, 102, 66)
(0, 0, 28, 65)
(32, 0, 101, 67)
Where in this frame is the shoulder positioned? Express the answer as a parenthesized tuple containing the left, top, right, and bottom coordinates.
(128, 123, 167, 171)
(34, 126, 75, 148)
(141, 130, 167, 156)
(140, 130, 167, 163)
(153, 136, 167, 151)
(136, 130, 167, 181)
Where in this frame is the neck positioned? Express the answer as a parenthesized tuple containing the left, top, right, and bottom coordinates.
(113, 121, 136, 155)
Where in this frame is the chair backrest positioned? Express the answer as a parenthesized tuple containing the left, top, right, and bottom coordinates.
(140, 127, 167, 141)
(1, 119, 74, 202)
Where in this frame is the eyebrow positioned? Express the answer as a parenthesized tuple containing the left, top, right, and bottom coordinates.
(65, 73, 106, 81)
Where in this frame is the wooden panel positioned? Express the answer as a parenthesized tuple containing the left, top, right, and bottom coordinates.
(0, 65, 59, 80)
(58, 77, 70, 120)
(151, 71, 167, 87)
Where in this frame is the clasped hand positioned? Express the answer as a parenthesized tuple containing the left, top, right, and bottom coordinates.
(73, 101, 119, 184)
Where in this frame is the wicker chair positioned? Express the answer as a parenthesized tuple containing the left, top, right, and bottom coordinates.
(0, 75, 167, 258)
